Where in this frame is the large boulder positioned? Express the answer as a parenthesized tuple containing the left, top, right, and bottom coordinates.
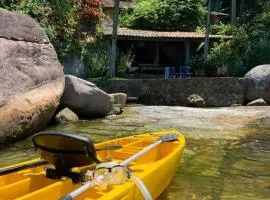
(0, 9, 65, 144)
(245, 65, 270, 103)
(61, 75, 113, 118)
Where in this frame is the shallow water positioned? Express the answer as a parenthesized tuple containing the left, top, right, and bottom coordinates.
(0, 105, 269, 200)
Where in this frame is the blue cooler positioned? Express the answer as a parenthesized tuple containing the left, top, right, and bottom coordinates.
(164, 67, 175, 79)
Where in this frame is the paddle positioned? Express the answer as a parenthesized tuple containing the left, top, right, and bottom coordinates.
(59, 134, 178, 200)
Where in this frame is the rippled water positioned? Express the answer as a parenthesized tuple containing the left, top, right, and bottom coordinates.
(0, 105, 269, 200)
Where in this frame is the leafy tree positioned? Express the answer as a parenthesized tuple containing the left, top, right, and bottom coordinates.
(120, 0, 206, 31)
(191, 1, 270, 77)
(1, 0, 109, 78)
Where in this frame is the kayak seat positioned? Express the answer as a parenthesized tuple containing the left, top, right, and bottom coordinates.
(32, 131, 100, 182)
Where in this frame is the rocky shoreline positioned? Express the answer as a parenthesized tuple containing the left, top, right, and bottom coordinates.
(0, 9, 127, 145)
(0, 9, 269, 145)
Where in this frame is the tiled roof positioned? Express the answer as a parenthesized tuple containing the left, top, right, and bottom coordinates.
(103, 27, 232, 40)
(103, 0, 134, 8)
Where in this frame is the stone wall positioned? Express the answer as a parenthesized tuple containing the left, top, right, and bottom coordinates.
(94, 78, 246, 106)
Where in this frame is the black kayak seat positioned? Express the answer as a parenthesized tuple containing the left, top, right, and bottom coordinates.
(32, 131, 100, 174)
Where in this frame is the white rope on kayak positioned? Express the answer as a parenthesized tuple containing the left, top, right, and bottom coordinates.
(131, 175, 153, 200)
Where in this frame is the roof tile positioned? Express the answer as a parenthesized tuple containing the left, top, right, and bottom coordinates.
(104, 27, 232, 40)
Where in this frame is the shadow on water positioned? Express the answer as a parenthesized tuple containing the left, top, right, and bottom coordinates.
(158, 117, 270, 200)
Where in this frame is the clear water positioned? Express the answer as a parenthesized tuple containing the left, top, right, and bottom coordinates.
(0, 105, 269, 200)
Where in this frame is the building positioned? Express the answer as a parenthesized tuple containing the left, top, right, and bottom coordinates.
(102, 0, 231, 77)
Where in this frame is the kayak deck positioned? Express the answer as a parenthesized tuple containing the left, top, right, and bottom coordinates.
(0, 130, 185, 200)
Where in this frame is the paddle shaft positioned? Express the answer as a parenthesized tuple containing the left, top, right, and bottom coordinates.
(121, 140, 162, 166)
(60, 182, 95, 200)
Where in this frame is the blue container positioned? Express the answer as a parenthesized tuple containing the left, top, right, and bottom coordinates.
(164, 67, 175, 79)
(179, 66, 191, 78)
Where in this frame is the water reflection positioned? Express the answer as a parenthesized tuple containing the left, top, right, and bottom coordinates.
(0, 106, 269, 200)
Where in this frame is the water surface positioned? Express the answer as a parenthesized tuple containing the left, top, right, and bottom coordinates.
(0, 105, 269, 200)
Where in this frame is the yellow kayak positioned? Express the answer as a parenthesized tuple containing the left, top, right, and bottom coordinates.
(0, 129, 185, 200)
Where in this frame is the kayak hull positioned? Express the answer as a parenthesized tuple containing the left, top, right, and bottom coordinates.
(0, 130, 185, 200)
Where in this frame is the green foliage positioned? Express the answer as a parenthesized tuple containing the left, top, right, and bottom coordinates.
(211, 22, 246, 36)
(82, 42, 109, 78)
(189, 56, 218, 77)
(0, 0, 18, 9)
(1, 0, 110, 79)
(120, 0, 206, 31)
(192, 1, 270, 77)
(116, 50, 134, 77)
(2, 0, 82, 61)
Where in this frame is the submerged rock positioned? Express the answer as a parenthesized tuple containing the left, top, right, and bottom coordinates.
(246, 98, 268, 106)
(54, 108, 79, 124)
(187, 94, 205, 107)
(61, 75, 113, 118)
(245, 64, 270, 103)
(0, 9, 64, 145)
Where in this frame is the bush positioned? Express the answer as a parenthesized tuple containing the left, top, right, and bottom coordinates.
(189, 56, 218, 77)
(1, 0, 105, 63)
(200, 1, 270, 77)
(83, 42, 109, 78)
(116, 50, 134, 77)
(120, 0, 206, 31)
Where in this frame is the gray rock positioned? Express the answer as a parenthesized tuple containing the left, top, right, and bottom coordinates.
(0, 9, 64, 145)
(108, 104, 122, 115)
(111, 93, 127, 110)
(54, 108, 79, 124)
(0, 9, 49, 43)
(61, 75, 113, 118)
(245, 65, 270, 103)
(231, 104, 243, 107)
(246, 98, 268, 106)
(187, 94, 205, 107)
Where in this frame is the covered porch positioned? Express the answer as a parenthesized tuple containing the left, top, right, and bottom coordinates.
(104, 27, 231, 78)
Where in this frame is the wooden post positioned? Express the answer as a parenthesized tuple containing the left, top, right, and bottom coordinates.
(108, 0, 120, 78)
(185, 41, 190, 64)
(204, 0, 211, 58)
(231, 0, 236, 24)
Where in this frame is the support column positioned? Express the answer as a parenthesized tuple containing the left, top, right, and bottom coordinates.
(108, 0, 120, 78)
(154, 42, 160, 64)
(204, 0, 211, 58)
(185, 41, 190, 64)
(231, 0, 236, 24)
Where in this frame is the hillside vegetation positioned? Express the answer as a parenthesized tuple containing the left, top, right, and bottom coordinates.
(191, 0, 270, 76)
(120, 0, 206, 31)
